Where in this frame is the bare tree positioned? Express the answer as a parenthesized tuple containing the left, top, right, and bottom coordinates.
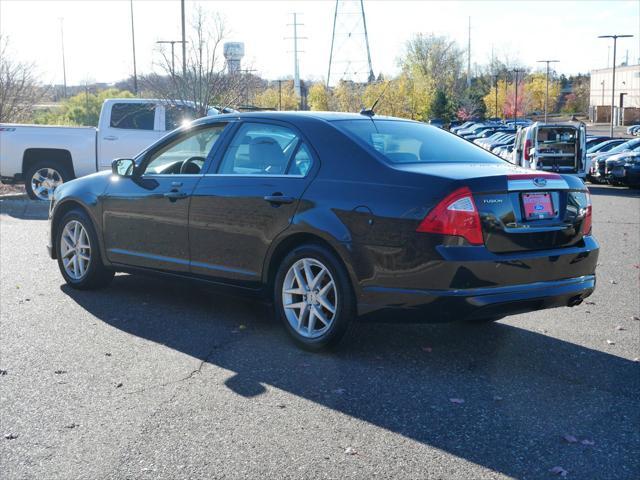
(0, 36, 46, 123)
(142, 8, 243, 116)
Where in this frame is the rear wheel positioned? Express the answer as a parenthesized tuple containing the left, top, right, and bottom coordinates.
(25, 161, 71, 201)
(56, 209, 114, 289)
(274, 244, 355, 351)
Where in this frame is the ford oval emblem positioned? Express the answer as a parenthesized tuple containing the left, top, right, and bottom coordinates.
(533, 177, 547, 187)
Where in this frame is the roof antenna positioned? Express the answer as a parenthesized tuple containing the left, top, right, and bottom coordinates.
(360, 80, 390, 117)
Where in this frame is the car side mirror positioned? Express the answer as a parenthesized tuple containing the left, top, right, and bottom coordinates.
(112, 158, 135, 177)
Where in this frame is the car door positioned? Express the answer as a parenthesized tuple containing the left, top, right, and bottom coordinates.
(101, 122, 228, 272)
(188, 120, 318, 287)
(97, 101, 165, 170)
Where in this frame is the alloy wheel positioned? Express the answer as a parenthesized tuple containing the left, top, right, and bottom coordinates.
(31, 168, 63, 201)
(60, 220, 92, 280)
(282, 258, 338, 339)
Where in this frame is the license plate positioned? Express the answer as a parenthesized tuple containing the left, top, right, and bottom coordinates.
(522, 192, 554, 220)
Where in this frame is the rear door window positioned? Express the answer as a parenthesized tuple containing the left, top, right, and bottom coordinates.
(110, 103, 156, 130)
(218, 122, 310, 175)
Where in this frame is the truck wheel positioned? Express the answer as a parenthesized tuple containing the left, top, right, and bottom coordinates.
(25, 161, 72, 201)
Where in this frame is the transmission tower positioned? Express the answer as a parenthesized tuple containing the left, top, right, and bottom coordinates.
(327, 0, 374, 86)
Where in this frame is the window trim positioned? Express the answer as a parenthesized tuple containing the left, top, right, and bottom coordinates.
(208, 119, 317, 178)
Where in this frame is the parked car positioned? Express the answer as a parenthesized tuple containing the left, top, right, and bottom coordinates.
(475, 130, 516, 150)
(450, 121, 477, 134)
(625, 125, 640, 135)
(0, 98, 225, 200)
(585, 136, 611, 150)
(428, 118, 445, 129)
(512, 122, 587, 178)
(590, 139, 640, 183)
(585, 139, 627, 182)
(609, 152, 640, 187)
(47, 112, 598, 350)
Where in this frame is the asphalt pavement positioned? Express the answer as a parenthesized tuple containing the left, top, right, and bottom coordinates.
(1, 186, 639, 480)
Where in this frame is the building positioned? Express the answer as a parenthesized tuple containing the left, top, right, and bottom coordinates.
(589, 64, 640, 125)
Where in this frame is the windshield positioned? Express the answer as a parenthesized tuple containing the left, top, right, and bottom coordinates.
(333, 119, 502, 164)
(609, 139, 640, 154)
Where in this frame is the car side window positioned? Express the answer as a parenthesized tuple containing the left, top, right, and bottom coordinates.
(218, 122, 307, 175)
(165, 104, 197, 131)
(110, 103, 156, 130)
(143, 124, 226, 175)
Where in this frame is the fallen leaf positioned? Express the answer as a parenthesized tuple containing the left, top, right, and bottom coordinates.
(115, 382, 123, 388)
(64, 423, 79, 429)
(606, 340, 615, 345)
(563, 434, 578, 443)
(610, 280, 617, 285)
(632, 316, 640, 322)
(54, 370, 67, 375)
(276, 403, 286, 409)
(449, 398, 465, 404)
(4, 433, 18, 440)
(615, 326, 625, 331)
(105, 352, 112, 357)
(585, 301, 596, 305)
(344, 447, 357, 455)
(0, 369, 7, 376)
(549, 466, 568, 476)
(581, 439, 595, 446)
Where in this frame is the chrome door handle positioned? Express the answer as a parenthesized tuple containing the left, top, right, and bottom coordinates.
(103, 135, 118, 141)
(164, 190, 189, 201)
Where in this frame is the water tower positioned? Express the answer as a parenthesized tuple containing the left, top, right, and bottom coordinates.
(224, 42, 245, 74)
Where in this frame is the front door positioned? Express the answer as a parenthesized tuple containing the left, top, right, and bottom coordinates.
(102, 123, 228, 272)
(188, 120, 317, 286)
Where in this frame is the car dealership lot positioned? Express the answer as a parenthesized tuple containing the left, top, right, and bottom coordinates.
(1, 187, 638, 480)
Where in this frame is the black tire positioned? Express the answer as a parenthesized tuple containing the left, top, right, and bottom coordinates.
(25, 161, 72, 201)
(274, 243, 355, 351)
(56, 209, 114, 290)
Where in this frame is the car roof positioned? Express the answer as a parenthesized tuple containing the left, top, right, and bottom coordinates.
(192, 110, 416, 126)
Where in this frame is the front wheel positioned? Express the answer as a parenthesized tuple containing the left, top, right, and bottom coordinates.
(56, 209, 114, 289)
(274, 244, 355, 351)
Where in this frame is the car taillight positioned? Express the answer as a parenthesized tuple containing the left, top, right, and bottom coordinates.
(523, 139, 532, 162)
(583, 192, 592, 235)
(416, 187, 483, 245)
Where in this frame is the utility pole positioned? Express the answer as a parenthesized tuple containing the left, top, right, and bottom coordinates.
(601, 80, 605, 106)
(286, 13, 306, 103)
(512, 69, 523, 125)
(493, 74, 499, 118)
(59, 18, 67, 98)
(536, 59, 559, 123)
(130, 0, 138, 95)
(598, 34, 633, 136)
(156, 40, 187, 76)
(467, 16, 471, 89)
(278, 80, 282, 111)
(181, 0, 187, 77)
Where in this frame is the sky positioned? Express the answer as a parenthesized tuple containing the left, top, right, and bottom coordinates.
(1, 0, 639, 87)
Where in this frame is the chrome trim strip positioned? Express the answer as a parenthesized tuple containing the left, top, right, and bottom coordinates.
(508, 179, 569, 191)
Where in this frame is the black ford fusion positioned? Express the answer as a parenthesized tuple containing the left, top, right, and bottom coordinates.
(48, 112, 598, 350)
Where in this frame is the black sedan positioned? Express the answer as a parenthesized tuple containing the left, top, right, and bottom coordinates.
(48, 112, 599, 350)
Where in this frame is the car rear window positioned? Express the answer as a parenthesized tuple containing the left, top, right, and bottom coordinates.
(333, 119, 502, 164)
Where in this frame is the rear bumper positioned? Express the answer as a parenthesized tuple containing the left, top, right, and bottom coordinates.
(358, 275, 595, 323)
(356, 237, 599, 322)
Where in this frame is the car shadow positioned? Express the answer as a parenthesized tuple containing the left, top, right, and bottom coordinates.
(587, 185, 640, 198)
(61, 274, 640, 479)
(0, 199, 49, 220)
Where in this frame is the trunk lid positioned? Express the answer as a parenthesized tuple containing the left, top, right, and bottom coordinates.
(397, 163, 590, 253)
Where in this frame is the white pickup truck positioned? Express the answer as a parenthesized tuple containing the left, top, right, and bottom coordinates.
(0, 98, 225, 200)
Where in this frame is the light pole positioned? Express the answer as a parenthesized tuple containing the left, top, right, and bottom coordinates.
(493, 74, 499, 118)
(181, 0, 187, 77)
(130, 0, 138, 95)
(536, 59, 559, 123)
(512, 69, 523, 124)
(156, 40, 187, 77)
(598, 34, 633, 136)
(59, 18, 67, 98)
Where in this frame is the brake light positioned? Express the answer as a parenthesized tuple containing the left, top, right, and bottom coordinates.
(583, 192, 592, 235)
(523, 139, 532, 162)
(417, 187, 483, 245)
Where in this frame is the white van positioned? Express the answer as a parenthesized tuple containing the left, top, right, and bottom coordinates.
(512, 122, 588, 178)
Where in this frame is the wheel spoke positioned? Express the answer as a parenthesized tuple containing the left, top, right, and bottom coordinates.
(293, 264, 307, 290)
(302, 259, 314, 288)
(284, 287, 305, 295)
(297, 304, 309, 330)
(309, 268, 326, 290)
(317, 293, 335, 314)
(312, 306, 329, 326)
(284, 301, 306, 310)
(308, 307, 317, 332)
(72, 255, 79, 275)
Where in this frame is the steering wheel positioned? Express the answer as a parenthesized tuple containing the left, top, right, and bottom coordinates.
(180, 156, 205, 174)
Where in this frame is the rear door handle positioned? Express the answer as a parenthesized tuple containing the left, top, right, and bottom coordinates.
(103, 135, 118, 141)
(263, 194, 295, 205)
(164, 190, 189, 201)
